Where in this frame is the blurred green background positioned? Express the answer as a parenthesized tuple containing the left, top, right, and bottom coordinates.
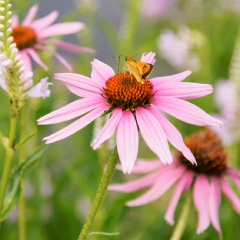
(1, 0, 240, 239)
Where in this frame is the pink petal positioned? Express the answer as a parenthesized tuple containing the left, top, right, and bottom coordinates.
(31, 11, 59, 31)
(38, 22, 85, 38)
(114, 159, 163, 173)
(54, 73, 102, 97)
(108, 170, 162, 193)
(150, 70, 192, 86)
(116, 111, 138, 174)
(91, 59, 115, 88)
(154, 97, 223, 127)
(11, 15, 19, 27)
(209, 177, 222, 236)
(34, 44, 72, 71)
(140, 52, 156, 65)
(38, 97, 105, 124)
(41, 40, 95, 54)
(26, 48, 48, 71)
(148, 107, 196, 164)
(129, 159, 163, 173)
(91, 108, 122, 150)
(221, 177, 240, 214)
(19, 51, 32, 71)
(43, 103, 109, 144)
(226, 168, 240, 189)
(165, 171, 194, 225)
(136, 107, 172, 165)
(193, 174, 210, 234)
(127, 165, 186, 206)
(153, 82, 213, 100)
(22, 4, 39, 26)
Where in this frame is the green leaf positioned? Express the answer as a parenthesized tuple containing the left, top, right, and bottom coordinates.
(14, 129, 38, 150)
(0, 131, 9, 150)
(0, 144, 46, 221)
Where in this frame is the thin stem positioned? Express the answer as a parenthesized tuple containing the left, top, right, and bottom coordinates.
(18, 106, 27, 240)
(0, 116, 18, 213)
(169, 191, 192, 240)
(77, 147, 119, 240)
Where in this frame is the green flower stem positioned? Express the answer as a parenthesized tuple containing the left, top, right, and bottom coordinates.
(18, 106, 27, 240)
(0, 116, 18, 214)
(77, 147, 119, 240)
(169, 191, 192, 240)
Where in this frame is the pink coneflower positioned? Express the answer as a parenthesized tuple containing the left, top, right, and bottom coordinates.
(38, 52, 222, 174)
(11, 4, 94, 71)
(109, 129, 240, 237)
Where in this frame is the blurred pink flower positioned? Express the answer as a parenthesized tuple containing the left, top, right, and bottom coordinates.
(158, 27, 201, 71)
(141, 0, 178, 20)
(109, 130, 240, 237)
(211, 80, 240, 145)
(38, 52, 222, 174)
(11, 4, 95, 71)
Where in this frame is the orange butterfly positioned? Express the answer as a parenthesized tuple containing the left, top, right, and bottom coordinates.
(123, 56, 153, 84)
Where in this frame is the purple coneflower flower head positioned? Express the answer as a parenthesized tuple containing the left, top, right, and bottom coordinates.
(38, 52, 222, 174)
(109, 129, 240, 237)
(11, 4, 95, 71)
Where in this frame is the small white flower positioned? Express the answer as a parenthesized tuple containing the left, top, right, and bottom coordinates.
(27, 77, 52, 99)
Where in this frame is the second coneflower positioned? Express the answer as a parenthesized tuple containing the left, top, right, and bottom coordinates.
(109, 129, 240, 237)
(38, 52, 222, 173)
(11, 4, 95, 71)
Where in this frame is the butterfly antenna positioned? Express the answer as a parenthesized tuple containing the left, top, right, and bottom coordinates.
(118, 54, 126, 73)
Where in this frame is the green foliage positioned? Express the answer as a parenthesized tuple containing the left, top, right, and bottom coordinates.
(1, 0, 240, 240)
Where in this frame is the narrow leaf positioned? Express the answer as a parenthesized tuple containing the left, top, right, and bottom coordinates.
(0, 144, 46, 221)
(14, 129, 38, 150)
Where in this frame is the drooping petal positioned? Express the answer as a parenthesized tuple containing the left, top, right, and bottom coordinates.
(209, 177, 222, 236)
(38, 97, 105, 124)
(43, 103, 109, 144)
(226, 168, 240, 189)
(11, 15, 19, 27)
(136, 107, 172, 165)
(165, 170, 194, 225)
(34, 44, 72, 71)
(22, 4, 39, 26)
(26, 48, 48, 71)
(54, 73, 102, 97)
(91, 108, 122, 150)
(221, 177, 240, 214)
(38, 22, 85, 38)
(193, 174, 211, 234)
(127, 159, 163, 174)
(19, 51, 32, 71)
(149, 107, 196, 164)
(140, 52, 156, 65)
(153, 82, 213, 100)
(154, 97, 223, 127)
(31, 11, 59, 31)
(91, 59, 115, 87)
(127, 165, 186, 206)
(116, 111, 138, 174)
(40, 40, 95, 54)
(108, 170, 162, 193)
(150, 70, 192, 86)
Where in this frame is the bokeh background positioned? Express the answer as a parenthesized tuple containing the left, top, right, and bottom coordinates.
(1, 0, 240, 239)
